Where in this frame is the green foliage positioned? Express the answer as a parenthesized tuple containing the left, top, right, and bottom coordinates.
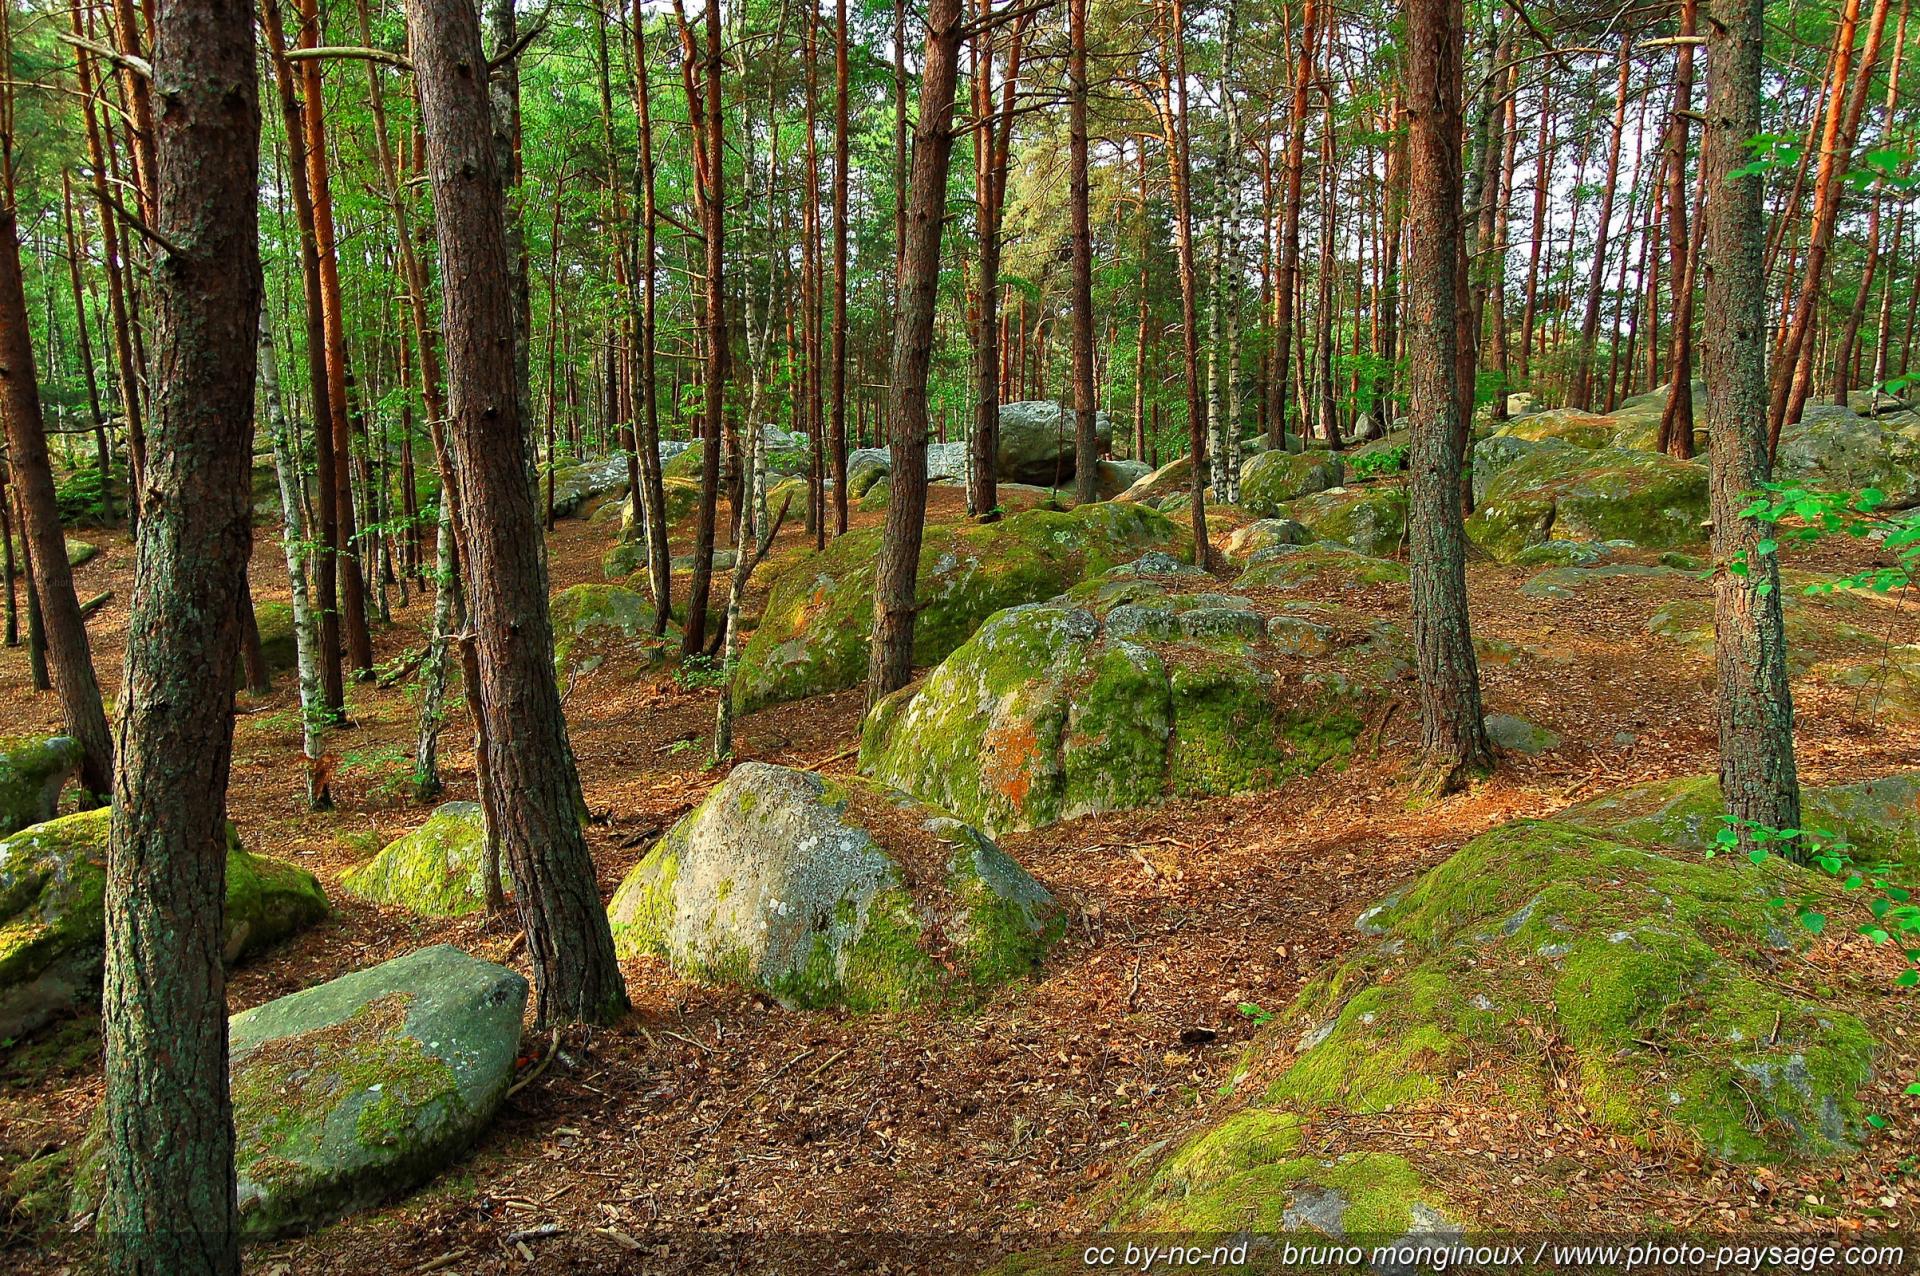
(1348, 443, 1408, 480)
(53, 465, 109, 525)
(1734, 480, 1920, 596)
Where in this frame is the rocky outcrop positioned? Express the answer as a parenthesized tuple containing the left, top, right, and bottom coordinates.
(994, 401, 1114, 483)
(1466, 438, 1708, 561)
(608, 763, 1060, 1010)
(1239, 450, 1345, 517)
(549, 583, 678, 681)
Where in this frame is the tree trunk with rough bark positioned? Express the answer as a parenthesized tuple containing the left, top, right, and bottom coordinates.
(408, 0, 629, 1025)
(1703, 0, 1803, 852)
(1404, 0, 1492, 796)
(100, 0, 259, 1260)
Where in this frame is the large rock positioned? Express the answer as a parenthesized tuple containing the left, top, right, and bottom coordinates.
(542, 455, 630, 519)
(1774, 405, 1920, 510)
(6, 538, 94, 577)
(341, 803, 506, 917)
(220, 946, 525, 1237)
(1233, 543, 1409, 592)
(732, 501, 1182, 713)
(1109, 810, 1879, 1242)
(616, 475, 703, 543)
(1238, 449, 1344, 517)
(1225, 518, 1311, 558)
(859, 567, 1387, 835)
(0, 735, 84, 836)
(1286, 484, 1407, 557)
(0, 809, 327, 1040)
(994, 401, 1113, 483)
(1113, 453, 1192, 507)
(549, 583, 678, 681)
(607, 763, 1060, 1010)
(1466, 439, 1708, 561)
(1494, 407, 1620, 450)
(1093, 458, 1151, 499)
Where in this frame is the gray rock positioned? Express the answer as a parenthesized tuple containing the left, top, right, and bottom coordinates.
(1226, 518, 1312, 558)
(607, 763, 1060, 1009)
(1239, 450, 1345, 517)
(995, 400, 1114, 483)
(1486, 712, 1561, 755)
(223, 945, 527, 1237)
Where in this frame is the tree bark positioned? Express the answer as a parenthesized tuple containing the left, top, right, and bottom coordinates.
(1570, 36, 1631, 411)
(1271, 0, 1319, 448)
(408, 0, 629, 1025)
(867, 0, 966, 704)
(1404, 0, 1492, 795)
(1703, 0, 1803, 851)
(100, 0, 259, 1260)
(1069, 0, 1098, 504)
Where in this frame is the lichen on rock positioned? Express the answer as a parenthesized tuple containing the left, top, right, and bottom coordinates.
(607, 763, 1060, 1010)
(0, 735, 85, 837)
(341, 802, 507, 917)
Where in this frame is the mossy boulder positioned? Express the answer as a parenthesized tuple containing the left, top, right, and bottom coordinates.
(607, 763, 1061, 1010)
(4, 539, 95, 577)
(618, 475, 704, 537)
(1116, 815, 1876, 1239)
(1815, 646, 1920, 717)
(340, 803, 507, 917)
(859, 574, 1380, 835)
(1493, 407, 1619, 450)
(1517, 562, 1685, 600)
(1239, 449, 1345, 517)
(1114, 453, 1191, 506)
(1774, 406, 1920, 510)
(1233, 543, 1409, 593)
(549, 583, 678, 681)
(732, 501, 1182, 713)
(1225, 517, 1312, 558)
(0, 735, 84, 836)
(1466, 440, 1708, 561)
(1094, 459, 1151, 498)
(1644, 595, 1878, 673)
(1606, 380, 1709, 452)
(252, 600, 299, 672)
(214, 945, 523, 1238)
(0, 809, 327, 1040)
(1562, 771, 1920, 870)
(1285, 484, 1408, 557)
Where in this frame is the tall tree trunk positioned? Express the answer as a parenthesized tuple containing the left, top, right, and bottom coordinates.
(99, 0, 259, 1259)
(1069, 0, 1098, 504)
(831, 0, 852, 533)
(1703, 0, 1802, 849)
(631, 7, 672, 634)
(1404, 0, 1491, 794)
(1833, 0, 1908, 405)
(867, 0, 966, 703)
(1570, 36, 1631, 411)
(1658, 0, 1701, 456)
(1271, 0, 1319, 448)
(408, 0, 630, 1026)
(1158, 0, 1207, 563)
(0, 135, 114, 798)
(1769, 0, 1891, 443)
(680, 0, 726, 656)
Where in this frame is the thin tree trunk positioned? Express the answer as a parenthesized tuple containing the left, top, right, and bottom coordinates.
(632, 7, 672, 633)
(1570, 36, 1631, 410)
(831, 0, 851, 533)
(1272, 0, 1319, 448)
(1069, 0, 1099, 504)
(1834, 0, 1908, 405)
(0, 139, 114, 798)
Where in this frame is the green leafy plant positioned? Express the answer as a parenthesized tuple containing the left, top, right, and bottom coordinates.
(1349, 443, 1408, 480)
(1236, 1001, 1275, 1028)
(1731, 480, 1920, 597)
(673, 653, 731, 692)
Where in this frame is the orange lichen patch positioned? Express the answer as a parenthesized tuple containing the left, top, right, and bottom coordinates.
(982, 717, 1041, 809)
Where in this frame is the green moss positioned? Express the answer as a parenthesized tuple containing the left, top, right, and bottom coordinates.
(1286, 484, 1409, 557)
(340, 803, 503, 917)
(1167, 657, 1286, 797)
(1233, 544, 1409, 592)
(1264, 971, 1465, 1114)
(550, 583, 676, 679)
(0, 734, 86, 837)
(1467, 444, 1708, 561)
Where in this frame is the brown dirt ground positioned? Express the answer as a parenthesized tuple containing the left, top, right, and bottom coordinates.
(3, 479, 1919, 1274)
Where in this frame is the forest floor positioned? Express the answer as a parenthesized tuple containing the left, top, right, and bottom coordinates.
(4, 482, 1920, 1274)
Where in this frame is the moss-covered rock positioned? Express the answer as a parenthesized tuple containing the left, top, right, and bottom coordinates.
(1114, 815, 1876, 1241)
(732, 501, 1182, 713)
(1774, 406, 1920, 510)
(618, 475, 704, 538)
(340, 803, 507, 917)
(1233, 543, 1409, 593)
(549, 583, 678, 681)
(1562, 771, 1920, 870)
(1285, 484, 1408, 557)
(608, 763, 1060, 1010)
(995, 400, 1114, 483)
(1239, 450, 1345, 518)
(253, 600, 299, 672)
(1114, 453, 1192, 507)
(859, 569, 1380, 835)
(1644, 596, 1878, 673)
(1493, 407, 1619, 450)
(1814, 647, 1920, 717)
(213, 945, 523, 1238)
(0, 809, 327, 1040)
(0, 735, 84, 837)
(1226, 518, 1312, 559)
(1467, 442, 1709, 561)
(1516, 562, 1685, 600)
